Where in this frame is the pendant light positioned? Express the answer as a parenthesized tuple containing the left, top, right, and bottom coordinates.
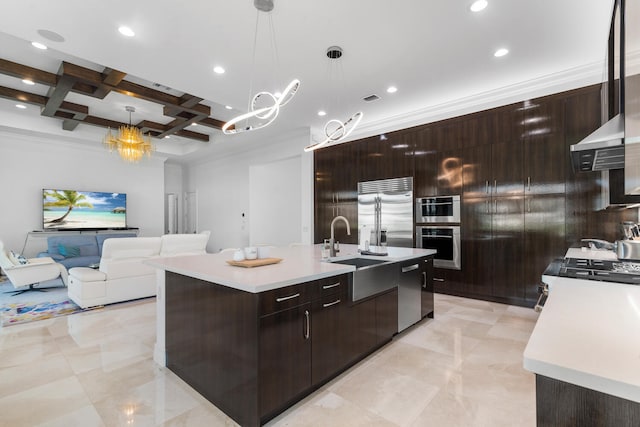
(304, 46, 363, 152)
(222, 0, 300, 135)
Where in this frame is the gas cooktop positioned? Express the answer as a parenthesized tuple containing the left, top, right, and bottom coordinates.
(557, 258, 640, 285)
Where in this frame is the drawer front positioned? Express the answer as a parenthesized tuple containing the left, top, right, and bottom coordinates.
(259, 283, 310, 316)
(315, 274, 349, 298)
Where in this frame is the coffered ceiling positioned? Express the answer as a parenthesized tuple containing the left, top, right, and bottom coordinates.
(0, 0, 629, 164)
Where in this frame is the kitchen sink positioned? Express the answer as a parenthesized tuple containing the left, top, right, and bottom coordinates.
(329, 257, 397, 301)
(329, 257, 389, 269)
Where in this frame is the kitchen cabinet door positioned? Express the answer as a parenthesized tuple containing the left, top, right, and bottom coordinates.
(523, 96, 566, 195)
(259, 302, 312, 419)
(347, 297, 378, 361)
(460, 197, 493, 297)
(414, 128, 438, 197)
(491, 196, 525, 301)
(375, 288, 398, 346)
(358, 132, 415, 182)
(463, 145, 492, 198)
(491, 140, 524, 196)
(436, 149, 464, 196)
(311, 290, 351, 384)
(524, 194, 566, 303)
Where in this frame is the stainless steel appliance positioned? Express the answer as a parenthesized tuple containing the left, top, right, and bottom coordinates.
(415, 195, 460, 223)
(555, 257, 640, 285)
(416, 226, 461, 270)
(398, 259, 422, 332)
(357, 177, 413, 248)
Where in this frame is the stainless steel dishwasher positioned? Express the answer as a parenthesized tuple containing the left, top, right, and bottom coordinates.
(398, 259, 422, 332)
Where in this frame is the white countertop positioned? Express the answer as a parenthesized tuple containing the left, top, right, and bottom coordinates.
(524, 275, 640, 402)
(146, 244, 436, 293)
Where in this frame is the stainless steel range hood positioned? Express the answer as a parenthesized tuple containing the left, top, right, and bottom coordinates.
(570, 114, 625, 172)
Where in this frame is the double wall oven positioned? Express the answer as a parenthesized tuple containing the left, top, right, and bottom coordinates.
(415, 195, 461, 270)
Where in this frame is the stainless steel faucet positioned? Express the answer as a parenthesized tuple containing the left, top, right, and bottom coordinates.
(330, 216, 351, 257)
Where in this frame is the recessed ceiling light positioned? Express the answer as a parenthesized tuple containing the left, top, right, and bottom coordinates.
(213, 66, 225, 74)
(470, 0, 488, 12)
(225, 105, 233, 110)
(386, 86, 398, 94)
(164, 136, 171, 139)
(31, 41, 47, 50)
(318, 110, 327, 117)
(118, 26, 135, 37)
(22, 79, 35, 85)
(494, 48, 509, 57)
(15, 104, 27, 109)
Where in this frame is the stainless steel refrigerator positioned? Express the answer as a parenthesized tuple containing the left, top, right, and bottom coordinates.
(357, 177, 413, 248)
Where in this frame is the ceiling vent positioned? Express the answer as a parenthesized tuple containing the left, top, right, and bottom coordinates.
(363, 94, 380, 102)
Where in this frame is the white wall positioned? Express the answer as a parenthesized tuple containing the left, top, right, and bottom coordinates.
(164, 163, 184, 233)
(187, 128, 313, 252)
(0, 129, 166, 256)
(249, 156, 302, 246)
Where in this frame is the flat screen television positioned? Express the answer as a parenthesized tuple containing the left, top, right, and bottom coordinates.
(42, 189, 127, 230)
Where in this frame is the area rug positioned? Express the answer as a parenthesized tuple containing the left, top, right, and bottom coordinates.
(0, 299, 85, 326)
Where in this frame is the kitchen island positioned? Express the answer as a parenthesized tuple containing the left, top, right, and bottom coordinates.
(524, 249, 640, 426)
(148, 244, 435, 426)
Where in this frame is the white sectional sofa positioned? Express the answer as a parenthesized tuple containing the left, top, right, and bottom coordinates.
(68, 232, 209, 308)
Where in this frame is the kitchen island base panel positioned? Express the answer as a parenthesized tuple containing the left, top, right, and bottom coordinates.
(536, 375, 640, 427)
(165, 271, 259, 427)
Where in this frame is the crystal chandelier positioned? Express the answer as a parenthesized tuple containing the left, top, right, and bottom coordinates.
(103, 106, 154, 163)
(222, 0, 300, 135)
(304, 46, 363, 152)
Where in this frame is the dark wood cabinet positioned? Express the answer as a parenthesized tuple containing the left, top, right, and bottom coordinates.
(314, 142, 359, 243)
(414, 134, 464, 196)
(311, 282, 350, 384)
(259, 302, 312, 419)
(375, 288, 398, 345)
(523, 194, 567, 302)
(358, 131, 415, 182)
(491, 196, 525, 300)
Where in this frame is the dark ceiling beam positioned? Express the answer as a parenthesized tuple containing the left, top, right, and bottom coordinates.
(0, 58, 57, 86)
(0, 57, 224, 140)
(0, 85, 47, 105)
(42, 64, 75, 117)
(136, 119, 210, 142)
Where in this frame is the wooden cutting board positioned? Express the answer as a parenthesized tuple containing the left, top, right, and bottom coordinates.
(226, 257, 283, 268)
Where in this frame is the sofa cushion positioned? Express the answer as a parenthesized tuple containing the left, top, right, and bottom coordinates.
(96, 233, 137, 254)
(58, 244, 81, 257)
(69, 267, 106, 282)
(160, 233, 209, 256)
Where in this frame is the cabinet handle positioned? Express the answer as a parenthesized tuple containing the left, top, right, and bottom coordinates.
(401, 264, 419, 273)
(494, 199, 497, 214)
(422, 271, 427, 288)
(527, 176, 531, 192)
(276, 293, 300, 303)
(433, 278, 445, 282)
(323, 299, 341, 308)
(304, 310, 310, 339)
(323, 282, 341, 290)
(485, 180, 489, 194)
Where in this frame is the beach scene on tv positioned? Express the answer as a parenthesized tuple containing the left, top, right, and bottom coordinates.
(43, 190, 127, 230)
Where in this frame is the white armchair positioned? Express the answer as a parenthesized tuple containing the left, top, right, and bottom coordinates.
(0, 240, 67, 295)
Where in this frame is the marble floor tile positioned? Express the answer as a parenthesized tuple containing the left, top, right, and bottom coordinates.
(0, 293, 538, 426)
